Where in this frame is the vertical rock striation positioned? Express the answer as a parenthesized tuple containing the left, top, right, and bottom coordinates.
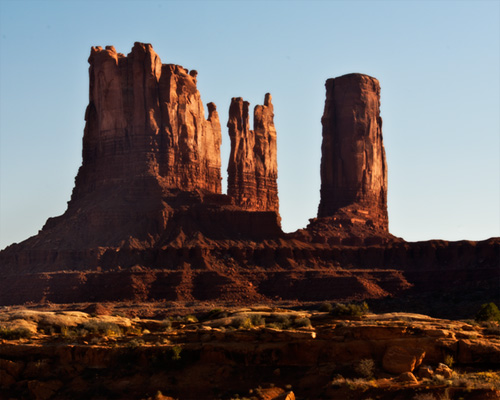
(317, 73, 388, 231)
(72, 42, 222, 203)
(227, 94, 279, 215)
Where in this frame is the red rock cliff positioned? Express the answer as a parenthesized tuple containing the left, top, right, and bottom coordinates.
(72, 42, 222, 203)
(317, 73, 388, 231)
(227, 94, 279, 215)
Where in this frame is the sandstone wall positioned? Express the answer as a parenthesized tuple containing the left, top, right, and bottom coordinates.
(318, 73, 388, 230)
(227, 94, 279, 214)
(72, 42, 222, 203)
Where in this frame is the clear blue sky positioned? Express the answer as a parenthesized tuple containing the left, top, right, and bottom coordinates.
(1, 0, 499, 249)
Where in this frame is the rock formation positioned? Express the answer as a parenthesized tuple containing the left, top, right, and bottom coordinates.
(72, 42, 222, 201)
(16, 43, 282, 251)
(1, 307, 500, 399)
(317, 73, 388, 231)
(0, 44, 498, 308)
(227, 94, 279, 215)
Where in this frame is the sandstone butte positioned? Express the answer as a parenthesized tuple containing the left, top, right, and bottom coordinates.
(0, 42, 498, 308)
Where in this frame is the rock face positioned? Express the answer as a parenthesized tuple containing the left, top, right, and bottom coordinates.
(72, 42, 222, 201)
(0, 44, 498, 307)
(317, 73, 388, 231)
(227, 94, 279, 214)
(382, 346, 425, 374)
(17, 43, 282, 250)
(2, 308, 500, 399)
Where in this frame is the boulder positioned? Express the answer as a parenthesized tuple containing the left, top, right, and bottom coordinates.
(0, 370, 15, 388)
(398, 371, 419, 384)
(0, 359, 24, 378)
(435, 363, 453, 378)
(382, 345, 425, 374)
(28, 380, 63, 400)
(417, 365, 434, 379)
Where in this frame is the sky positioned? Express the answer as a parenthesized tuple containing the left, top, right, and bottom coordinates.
(0, 0, 499, 249)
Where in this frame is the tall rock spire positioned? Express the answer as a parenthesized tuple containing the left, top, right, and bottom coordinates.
(72, 42, 222, 203)
(227, 94, 279, 216)
(317, 73, 388, 231)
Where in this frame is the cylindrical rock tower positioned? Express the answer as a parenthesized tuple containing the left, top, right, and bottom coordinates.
(318, 73, 388, 231)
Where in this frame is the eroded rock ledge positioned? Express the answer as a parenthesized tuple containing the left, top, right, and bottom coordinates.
(1, 306, 499, 399)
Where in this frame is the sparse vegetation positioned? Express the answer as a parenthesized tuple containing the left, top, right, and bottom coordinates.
(0, 326, 32, 339)
(331, 301, 370, 317)
(82, 321, 123, 336)
(171, 345, 182, 361)
(232, 316, 253, 329)
(475, 302, 500, 322)
(160, 319, 172, 331)
(319, 302, 333, 312)
(443, 354, 454, 368)
(293, 317, 312, 328)
(183, 314, 198, 323)
(482, 321, 500, 336)
(127, 338, 145, 348)
(249, 314, 265, 327)
(451, 371, 500, 390)
(355, 358, 375, 378)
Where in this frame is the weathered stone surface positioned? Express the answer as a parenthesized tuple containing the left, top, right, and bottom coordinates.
(435, 363, 453, 378)
(397, 371, 418, 384)
(417, 365, 434, 379)
(0, 370, 16, 388)
(28, 379, 63, 400)
(227, 94, 279, 215)
(382, 345, 425, 374)
(1, 309, 500, 399)
(317, 73, 388, 231)
(0, 43, 498, 308)
(72, 42, 222, 202)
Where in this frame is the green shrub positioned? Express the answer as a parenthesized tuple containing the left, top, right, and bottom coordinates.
(0, 326, 32, 340)
(126, 338, 145, 348)
(319, 302, 333, 312)
(171, 345, 182, 361)
(331, 302, 370, 318)
(294, 317, 312, 328)
(249, 314, 265, 327)
(82, 321, 122, 336)
(475, 302, 500, 322)
(160, 319, 172, 331)
(274, 314, 291, 329)
(184, 315, 198, 323)
(444, 354, 454, 368)
(355, 358, 375, 378)
(232, 316, 253, 329)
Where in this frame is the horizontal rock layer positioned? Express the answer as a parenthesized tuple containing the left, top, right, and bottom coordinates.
(0, 238, 498, 309)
